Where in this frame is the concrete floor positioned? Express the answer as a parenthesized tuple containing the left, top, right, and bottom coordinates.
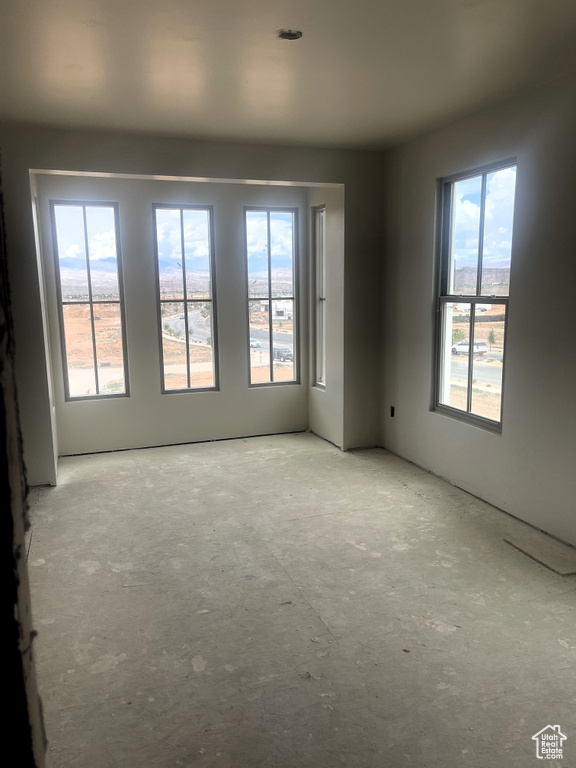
(27, 433, 575, 768)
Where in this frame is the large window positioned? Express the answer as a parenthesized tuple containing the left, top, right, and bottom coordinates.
(154, 205, 218, 392)
(51, 202, 128, 399)
(246, 207, 298, 385)
(313, 206, 326, 387)
(435, 161, 517, 430)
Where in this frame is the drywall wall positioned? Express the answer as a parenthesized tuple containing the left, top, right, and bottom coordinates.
(36, 173, 309, 456)
(343, 173, 383, 450)
(308, 186, 345, 449)
(382, 78, 576, 545)
(0, 160, 56, 486)
(1, 169, 45, 766)
(0, 125, 383, 482)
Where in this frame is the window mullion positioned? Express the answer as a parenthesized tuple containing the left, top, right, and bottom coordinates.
(267, 211, 274, 383)
(82, 206, 100, 395)
(179, 209, 191, 389)
(441, 182, 453, 295)
(466, 308, 475, 413)
(476, 173, 487, 297)
(469, 173, 485, 412)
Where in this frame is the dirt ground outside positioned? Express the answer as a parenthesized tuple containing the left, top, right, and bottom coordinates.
(452, 306, 506, 352)
(249, 308, 294, 336)
(445, 384, 502, 421)
(446, 307, 506, 420)
(62, 303, 126, 395)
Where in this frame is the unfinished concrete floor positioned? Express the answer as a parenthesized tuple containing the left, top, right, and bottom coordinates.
(27, 433, 575, 767)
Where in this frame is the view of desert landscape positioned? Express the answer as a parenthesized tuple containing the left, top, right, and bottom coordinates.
(442, 303, 506, 421)
(62, 303, 126, 396)
(55, 203, 299, 396)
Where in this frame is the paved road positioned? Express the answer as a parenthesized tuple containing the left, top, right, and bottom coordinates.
(169, 311, 211, 342)
(166, 314, 294, 350)
(450, 357, 503, 385)
(67, 366, 125, 395)
(249, 327, 293, 348)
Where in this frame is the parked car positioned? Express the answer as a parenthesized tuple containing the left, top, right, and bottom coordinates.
(249, 338, 261, 348)
(456, 303, 491, 314)
(451, 340, 487, 356)
(272, 346, 293, 362)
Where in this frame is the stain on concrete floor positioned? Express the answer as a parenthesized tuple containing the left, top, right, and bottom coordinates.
(27, 433, 575, 767)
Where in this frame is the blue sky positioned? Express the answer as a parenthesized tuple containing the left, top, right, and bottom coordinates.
(451, 166, 516, 271)
(55, 205, 118, 271)
(156, 208, 211, 274)
(56, 205, 294, 279)
(54, 205, 121, 304)
(246, 210, 294, 274)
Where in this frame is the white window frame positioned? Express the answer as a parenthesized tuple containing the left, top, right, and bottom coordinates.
(312, 205, 326, 387)
(50, 200, 130, 401)
(434, 159, 517, 433)
(153, 204, 219, 394)
(244, 206, 299, 387)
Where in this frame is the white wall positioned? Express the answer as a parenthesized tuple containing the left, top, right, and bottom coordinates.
(0, 125, 384, 483)
(382, 78, 576, 545)
(308, 187, 345, 448)
(36, 174, 310, 456)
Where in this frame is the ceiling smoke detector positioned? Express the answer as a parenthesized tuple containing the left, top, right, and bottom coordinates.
(277, 29, 303, 41)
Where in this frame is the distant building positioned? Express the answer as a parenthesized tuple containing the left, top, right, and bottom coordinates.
(260, 300, 293, 320)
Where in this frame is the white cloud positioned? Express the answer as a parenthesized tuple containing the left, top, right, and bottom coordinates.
(451, 166, 516, 266)
(452, 194, 481, 266)
(270, 219, 292, 259)
(183, 214, 210, 260)
(157, 222, 182, 260)
(246, 214, 268, 261)
(88, 229, 116, 261)
(65, 243, 84, 259)
(483, 167, 516, 260)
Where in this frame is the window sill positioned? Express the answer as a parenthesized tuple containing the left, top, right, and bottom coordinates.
(161, 386, 220, 395)
(433, 404, 502, 434)
(249, 380, 300, 389)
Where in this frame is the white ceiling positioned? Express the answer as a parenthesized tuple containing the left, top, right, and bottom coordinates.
(1, 0, 575, 148)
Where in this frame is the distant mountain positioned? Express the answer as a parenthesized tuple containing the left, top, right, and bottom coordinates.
(59, 257, 118, 273)
(60, 267, 118, 291)
(269, 267, 293, 279)
(453, 266, 510, 293)
(248, 268, 293, 298)
(483, 260, 511, 270)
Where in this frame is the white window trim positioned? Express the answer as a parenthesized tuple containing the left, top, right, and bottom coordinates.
(433, 159, 516, 433)
(312, 205, 326, 389)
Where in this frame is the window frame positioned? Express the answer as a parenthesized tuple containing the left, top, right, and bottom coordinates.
(312, 205, 326, 388)
(50, 199, 130, 402)
(244, 205, 300, 387)
(152, 203, 219, 395)
(433, 158, 516, 433)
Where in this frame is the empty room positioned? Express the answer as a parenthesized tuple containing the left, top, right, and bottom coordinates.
(2, 1, 575, 766)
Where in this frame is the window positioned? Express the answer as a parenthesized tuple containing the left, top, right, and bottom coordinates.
(246, 207, 298, 385)
(435, 161, 517, 430)
(51, 202, 129, 399)
(154, 205, 218, 392)
(313, 206, 326, 386)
